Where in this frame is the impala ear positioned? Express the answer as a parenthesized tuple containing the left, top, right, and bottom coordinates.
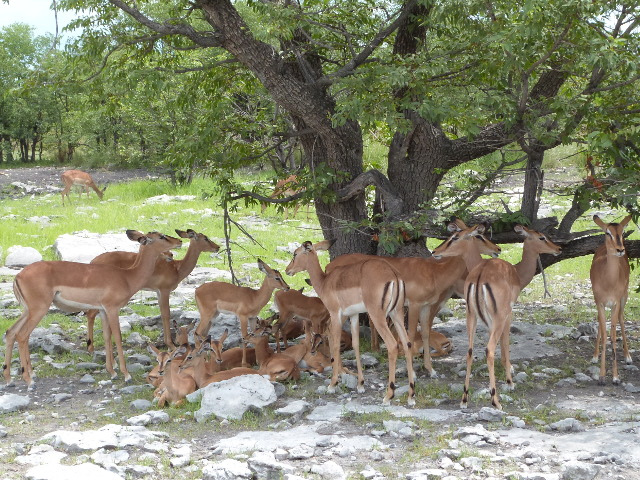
(175, 229, 189, 238)
(314, 239, 335, 251)
(447, 218, 467, 232)
(257, 258, 268, 273)
(593, 215, 607, 230)
(620, 215, 632, 228)
(514, 224, 528, 236)
(302, 241, 314, 252)
(126, 230, 145, 242)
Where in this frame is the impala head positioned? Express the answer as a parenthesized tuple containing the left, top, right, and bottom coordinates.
(285, 239, 335, 276)
(514, 225, 562, 256)
(126, 230, 183, 253)
(175, 229, 221, 253)
(257, 258, 290, 291)
(432, 224, 501, 259)
(159, 343, 190, 376)
(209, 329, 228, 364)
(593, 214, 632, 257)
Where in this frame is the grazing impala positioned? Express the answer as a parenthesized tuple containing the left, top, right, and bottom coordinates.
(286, 240, 415, 406)
(327, 220, 500, 376)
(86, 229, 219, 350)
(590, 215, 633, 385)
(5, 230, 182, 389)
(194, 259, 289, 366)
(436, 225, 561, 410)
(60, 169, 107, 205)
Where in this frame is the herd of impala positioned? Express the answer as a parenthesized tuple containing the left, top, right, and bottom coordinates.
(0, 169, 635, 411)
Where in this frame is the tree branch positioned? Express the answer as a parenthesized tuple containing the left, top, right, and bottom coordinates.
(335, 169, 404, 218)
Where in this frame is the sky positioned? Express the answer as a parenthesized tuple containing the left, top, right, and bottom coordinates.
(0, 0, 79, 38)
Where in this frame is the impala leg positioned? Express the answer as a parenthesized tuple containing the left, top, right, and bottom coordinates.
(349, 314, 365, 393)
(486, 325, 502, 410)
(158, 290, 175, 349)
(369, 314, 380, 352)
(15, 324, 36, 389)
(3, 311, 28, 386)
(391, 312, 415, 406)
(419, 305, 436, 377)
(86, 309, 98, 354)
(239, 316, 249, 368)
(105, 310, 131, 382)
(500, 312, 514, 391)
(327, 315, 344, 394)
(618, 297, 632, 364)
(461, 306, 477, 409)
(610, 302, 621, 385)
(99, 312, 117, 379)
(596, 304, 608, 385)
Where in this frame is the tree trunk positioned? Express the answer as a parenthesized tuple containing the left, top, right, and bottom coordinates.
(521, 148, 545, 222)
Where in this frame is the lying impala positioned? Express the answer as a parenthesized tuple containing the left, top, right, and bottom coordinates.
(327, 220, 500, 376)
(590, 215, 633, 385)
(286, 240, 416, 406)
(272, 287, 330, 351)
(155, 343, 197, 407)
(435, 225, 561, 410)
(194, 259, 289, 366)
(244, 331, 301, 381)
(60, 169, 107, 205)
(87, 229, 219, 349)
(6, 230, 182, 389)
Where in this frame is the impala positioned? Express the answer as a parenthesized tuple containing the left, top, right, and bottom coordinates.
(60, 169, 107, 205)
(244, 328, 301, 381)
(590, 215, 633, 385)
(285, 240, 415, 406)
(260, 174, 305, 219)
(87, 229, 219, 349)
(327, 221, 500, 376)
(272, 287, 330, 351)
(155, 343, 196, 407)
(194, 259, 289, 366)
(5, 230, 182, 389)
(436, 225, 561, 410)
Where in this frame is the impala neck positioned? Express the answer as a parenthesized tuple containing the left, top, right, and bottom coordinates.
(127, 244, 165, 291)
(254, 275, 278, 310)
(174, 243, 205, 282)
(252, 336, 271, 366)
(304, 251, 328, 298)
(601, 249, 626, 282)
(515, 244, 542, 290)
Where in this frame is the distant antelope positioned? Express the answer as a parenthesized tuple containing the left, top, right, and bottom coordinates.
(61, 169, 107, 205)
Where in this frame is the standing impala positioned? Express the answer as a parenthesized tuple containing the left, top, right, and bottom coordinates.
(435, 225, 561, 410)
(86, 229, 219, 349)
(590, 214, 633, 385)
(327, 221, 501, 376)
(194, 259, 289, 366)
(260, 174, 305, 219)
(60, 169, 107, 205)
(5, 230, 182, 389)
(285, 240, 416, 406)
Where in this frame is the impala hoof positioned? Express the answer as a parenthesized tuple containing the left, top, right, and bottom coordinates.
(612, 377, 620, 385)
(327, 385, 337, 394)
(597, 376, 606, 386)
(357, 385, 365, 394)
(407, 397, 416, 407)
(460, 401, 468, 410)
(382, 397, 391, 406)
(625, 357, 633, 365)
(27, 382, 36, 392)
(590, 357, 598, 364)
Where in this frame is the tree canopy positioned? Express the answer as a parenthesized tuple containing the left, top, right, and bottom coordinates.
(3, 0, 640, 259)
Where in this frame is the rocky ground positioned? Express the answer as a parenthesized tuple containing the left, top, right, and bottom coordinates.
(0, 167, 639, 480)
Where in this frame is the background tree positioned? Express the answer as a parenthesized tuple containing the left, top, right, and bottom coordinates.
(13, 0, 640, 260)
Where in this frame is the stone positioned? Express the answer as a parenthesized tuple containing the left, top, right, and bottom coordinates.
(26, 462, 124, 480)
(5, 246, 42, 267)
(310, 460, 346, 480)
(0, 393, 30, 412)
(561, 460, 600, 480)
(192, 374, 277, 421)
(202, 459, 253, 480)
